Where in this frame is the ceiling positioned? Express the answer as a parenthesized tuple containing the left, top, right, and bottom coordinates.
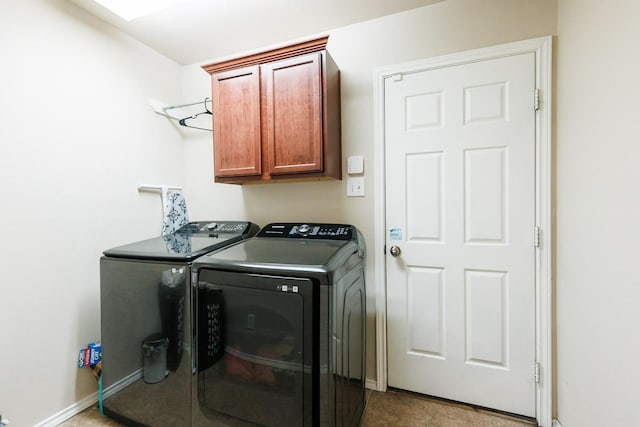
(68, 0, 444, 65)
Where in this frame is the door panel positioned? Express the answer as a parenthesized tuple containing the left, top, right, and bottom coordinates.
(385, 52, 536, 416)
(464, 147, 507, 244)
(212, 65, 262, 178)
(406, 152, 444, 241)
(407, 266, 445, 358)
(263, 52, 323, 175)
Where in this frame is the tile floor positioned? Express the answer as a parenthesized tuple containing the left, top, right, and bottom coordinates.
(59, 388, 537, 427)
(360, 389, 536, 427)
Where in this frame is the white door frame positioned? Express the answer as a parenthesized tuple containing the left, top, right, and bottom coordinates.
(372, 36, 553, 427)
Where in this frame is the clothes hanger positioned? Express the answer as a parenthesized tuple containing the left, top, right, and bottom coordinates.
(178, 97, 213, 131)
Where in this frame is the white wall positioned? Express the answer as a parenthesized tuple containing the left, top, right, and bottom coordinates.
(184, 0, 557, 384)
(0, 1, 184, 425)
(556, 1, 640, 425)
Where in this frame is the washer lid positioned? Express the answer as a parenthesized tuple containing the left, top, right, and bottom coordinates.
(103, 221, 258, 262)
(200, 237, 354, 267)
(194, 223, 364, 276)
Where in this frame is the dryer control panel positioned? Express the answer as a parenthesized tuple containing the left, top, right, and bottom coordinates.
(257, 223, 354, 240)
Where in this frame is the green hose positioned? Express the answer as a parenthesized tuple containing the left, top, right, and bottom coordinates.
(98, 374, 104, 415)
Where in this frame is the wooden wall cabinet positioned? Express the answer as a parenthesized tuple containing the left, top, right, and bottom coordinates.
(202, 36, 341, 184)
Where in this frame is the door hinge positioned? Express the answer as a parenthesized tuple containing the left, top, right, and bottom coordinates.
(534, 362, 541, 384)
(534, 88, 541, 111)
(534, 226, 541, 248)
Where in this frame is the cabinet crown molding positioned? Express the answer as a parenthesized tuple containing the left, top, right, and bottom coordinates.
(202, 36, 329, 75)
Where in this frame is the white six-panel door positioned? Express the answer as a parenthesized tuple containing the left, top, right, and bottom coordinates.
(385, 52, 536, 416)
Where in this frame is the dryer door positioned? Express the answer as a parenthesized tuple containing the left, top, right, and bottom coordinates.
(196, 270, 314, 426)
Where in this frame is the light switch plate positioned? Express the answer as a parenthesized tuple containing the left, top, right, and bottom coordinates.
(347, 177, 365, 197)
(347, 155, 364, 174)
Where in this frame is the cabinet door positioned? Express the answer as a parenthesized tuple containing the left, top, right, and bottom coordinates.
(212, 65, 261, 179)
(263, 53, 323, 176)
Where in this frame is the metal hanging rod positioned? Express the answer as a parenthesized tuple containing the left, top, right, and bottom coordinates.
(162, 98, 211, 112)
(150, 97, 212, 132)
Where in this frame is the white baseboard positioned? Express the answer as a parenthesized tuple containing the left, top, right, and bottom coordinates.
(34, 369, 142, 427)
(365, 378, 380, 391)
(34, 391, 99, 427)
(552, 419, 563, 427)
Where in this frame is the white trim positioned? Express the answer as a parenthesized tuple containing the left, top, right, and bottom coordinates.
(533, 36, 553, 427)
(552, 420, 563, 427)
(34, 391, 99, 427)
(365, 378, 379, 390)
(34, 369, 143, 426)
(373, 36, 553, 426)
(373, 60, 388, 392)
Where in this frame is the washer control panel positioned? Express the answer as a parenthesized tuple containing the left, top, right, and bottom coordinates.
(177, 221, 251, 234)
(257, 223, 354, 240)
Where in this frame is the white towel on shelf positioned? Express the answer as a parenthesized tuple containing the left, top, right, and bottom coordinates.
(161, 191, 189, 236)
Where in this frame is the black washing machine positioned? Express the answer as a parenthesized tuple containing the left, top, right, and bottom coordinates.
(100, 221, 259, 426)
(192, 223, 366, 427)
